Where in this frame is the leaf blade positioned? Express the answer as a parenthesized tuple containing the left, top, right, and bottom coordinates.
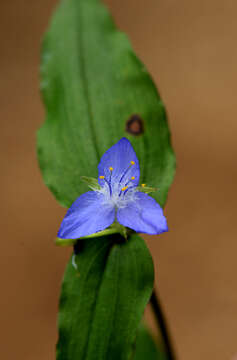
(38, 0, 175, 208)
(133, 325, 167, 360)
(56, 234, 154, 360)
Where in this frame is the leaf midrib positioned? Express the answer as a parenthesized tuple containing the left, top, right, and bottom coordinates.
(75, 0, 100, 161)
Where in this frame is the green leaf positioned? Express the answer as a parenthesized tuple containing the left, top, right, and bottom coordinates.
(133, 325, 167, 360)
(37, 0, 175, 209)
(56, 233, 154, 360)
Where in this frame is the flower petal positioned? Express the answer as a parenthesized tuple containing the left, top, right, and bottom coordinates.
(117, 192, 168, 235)
(98, 138, 140, 187)
(58, 191, 115, 239)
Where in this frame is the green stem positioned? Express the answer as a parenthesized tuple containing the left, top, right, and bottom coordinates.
(55, 226, 124, 246)
(150, 290, 176, 360)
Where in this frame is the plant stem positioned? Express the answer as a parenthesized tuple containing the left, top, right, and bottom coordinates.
(55, 225, 125, 246)
(150, 290, 176, 360)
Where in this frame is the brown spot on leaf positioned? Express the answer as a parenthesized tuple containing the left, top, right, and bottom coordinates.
(126, 114, 144, 136)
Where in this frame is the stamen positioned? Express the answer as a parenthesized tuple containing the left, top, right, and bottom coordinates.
(120, 177, 135, 196)
(100, 171, 112, 196)
(119, 160, 135, 184)
(104, 178, 112, 196)
(141, 183, 146, 187)
(124, 184, 137, 195)
(108, 167, 113, 183)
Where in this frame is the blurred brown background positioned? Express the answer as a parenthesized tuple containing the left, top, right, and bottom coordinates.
(0, 0, 236, 359)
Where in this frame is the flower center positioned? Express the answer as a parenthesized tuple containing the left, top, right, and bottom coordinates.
(99, 161, 137, 200)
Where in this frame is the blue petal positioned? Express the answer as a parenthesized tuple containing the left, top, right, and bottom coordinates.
(98, 138, 140, 188)
(117, 192, 168, 235)
(58, 191, 115, 239)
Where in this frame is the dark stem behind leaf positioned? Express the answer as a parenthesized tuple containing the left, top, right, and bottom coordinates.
(150, 290, 176, 360)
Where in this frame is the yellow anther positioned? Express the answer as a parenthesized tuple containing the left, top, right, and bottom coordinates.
(121, 186, 128, 191)
(141, 183, 146, 187)
(109, 167, 113, 171)
(131, 176, 135, 180)
(99, 175, 105, 179)
(130, 161, 135, 165)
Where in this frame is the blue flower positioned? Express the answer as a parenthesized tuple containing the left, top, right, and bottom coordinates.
(58, 138, 168, 239)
